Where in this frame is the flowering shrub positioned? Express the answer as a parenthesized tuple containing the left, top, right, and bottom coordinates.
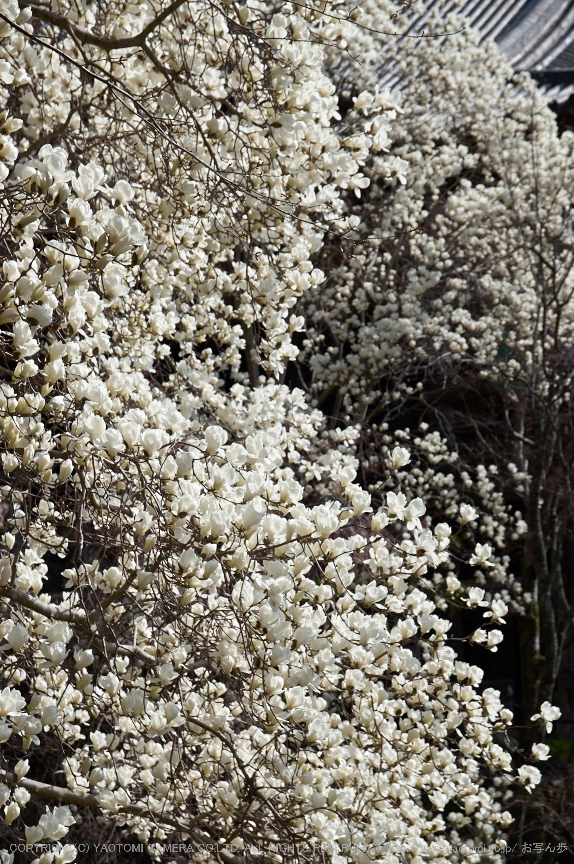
(0, 0, 556, 861)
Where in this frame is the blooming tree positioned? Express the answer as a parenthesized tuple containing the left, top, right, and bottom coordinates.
(0, 0, 554, 861)
(304, 3, 574, 734)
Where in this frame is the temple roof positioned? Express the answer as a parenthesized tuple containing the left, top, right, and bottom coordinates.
(382, 0, 574, 103)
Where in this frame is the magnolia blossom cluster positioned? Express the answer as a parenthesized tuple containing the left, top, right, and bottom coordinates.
(360, 424, 528, 607)
(298, 1, 574, 616)
(0, 411, 538, 861)
(0, 0, 557, 861)
(311, 3, 574, 413)
(0, 0, 388, 392)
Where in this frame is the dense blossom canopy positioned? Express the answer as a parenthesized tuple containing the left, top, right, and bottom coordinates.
(0, 1, 556, 862)
(309, 1, 574, 724)
(311, 8, 574, 416)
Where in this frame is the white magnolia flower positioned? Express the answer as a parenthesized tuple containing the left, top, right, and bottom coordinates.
(459, 504, 478, 524)
(0, 687, 25, 717)
(517, 765, 542, 793)
(5, 623, 29, 652)
(390, 446, 410, 469)
(531, 701, 561, 734)
(4, 801, 20, 825)
(466, 587, 489, 608)
(469, 543, 494, 567)
(484, 599, 508, 624)
(531, 743, 551, 761)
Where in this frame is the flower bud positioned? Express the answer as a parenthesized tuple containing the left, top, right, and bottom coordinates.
(4, 800, 20, 825)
